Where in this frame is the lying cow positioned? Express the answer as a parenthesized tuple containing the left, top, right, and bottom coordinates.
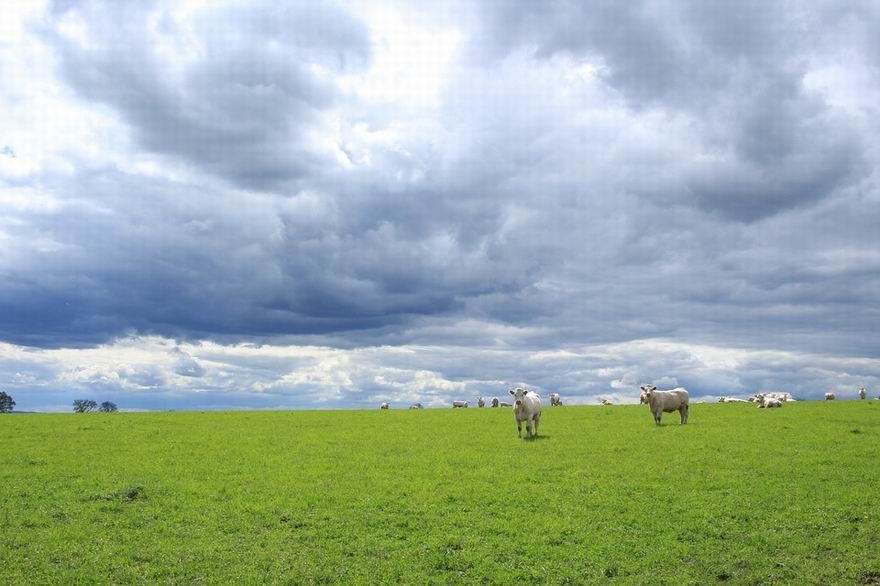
(765, 392, 792, 402)
(758, 396, 783, 408)
(478, 397, 486, 408)
(491, 397, 500, 408)
(549, 393, 562, 406)
(718, 397, 748, 403)
(499, 402, 512, 407)
(452, 400, 469, 408)
(825, 393, 835, 401)
(409, 403, 423, 409)
(380, 402, 390, 410)
(640, 384, 689, 426)
(859, 387, 867, 400)
(601, 399, 612, 405)
(509, 387, 542, 439)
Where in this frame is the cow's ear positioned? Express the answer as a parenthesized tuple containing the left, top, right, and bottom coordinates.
(508, 389, 515, 396)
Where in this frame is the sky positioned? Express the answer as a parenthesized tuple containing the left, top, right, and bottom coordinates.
(1, 0, 879, 411)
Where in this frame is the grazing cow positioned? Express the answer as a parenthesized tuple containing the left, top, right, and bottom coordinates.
(509, 387, 542, 439)
(825, 393, 836, 401)
(409, 403, 423, 409)
(491, 397, 500, 408)
(640, 384, 689, 426)
(499, 402, 512, 407)
(478, 397, 486, 408)
(452, 400, 469, 408)
(859, 387, 867, 400)
(758, 396, 783, 408)
(380, 402, 390, 410)
(601, 399, 612, 405)
(549, 393, 562, 406)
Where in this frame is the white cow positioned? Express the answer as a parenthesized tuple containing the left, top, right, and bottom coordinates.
(491, 397, 500, 408)
(765, 392, 792, 402)
(380, 402, 390, 410)
(758, 396, 783, 408)
(549, 393, 562, 406)
(509, 387, 542, 439)
(601, 399, 612, 405)
(499, 401, 512, 407)
(640, 384, 689, 426)
(409, 403, 423, 409)
(478, 397, 486, 408)
(858, 387, 867, 400)
(825, 393, 836, 401)
(452, 400, 469, 408)
(719, 397, 748, 403)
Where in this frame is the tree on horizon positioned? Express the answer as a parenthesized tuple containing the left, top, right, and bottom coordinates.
(0, 391, 15, 413)
(73, 399, 97, 413)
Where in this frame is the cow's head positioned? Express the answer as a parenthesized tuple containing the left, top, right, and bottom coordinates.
(639, 384, 656, 403)
(509, 387, 528, 406)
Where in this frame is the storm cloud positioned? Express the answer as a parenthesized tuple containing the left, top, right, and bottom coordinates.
(1, 0, 879, 410)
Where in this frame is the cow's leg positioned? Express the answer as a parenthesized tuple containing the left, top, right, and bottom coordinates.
(526, 417, 533, 439)
(654, 411, 661, 426)
(680, 404, 688, 424)
(533, 413, 540, 437)
(517, 420, 522, 438)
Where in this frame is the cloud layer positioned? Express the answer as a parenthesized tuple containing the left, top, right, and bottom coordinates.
(1, 0, 879, 410)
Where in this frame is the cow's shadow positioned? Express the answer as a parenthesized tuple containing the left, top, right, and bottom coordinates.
(522, 434, 551, 441)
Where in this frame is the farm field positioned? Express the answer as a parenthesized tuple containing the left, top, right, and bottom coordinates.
(1, 402, 879, 584)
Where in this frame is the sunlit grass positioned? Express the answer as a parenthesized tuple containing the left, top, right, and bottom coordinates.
(2, 402, 879, 584)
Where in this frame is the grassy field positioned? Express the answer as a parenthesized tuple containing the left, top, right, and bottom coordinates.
(1, 402, 879, 584)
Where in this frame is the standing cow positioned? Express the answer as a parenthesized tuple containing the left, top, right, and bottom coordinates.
(380, 402, 390, 410)
(452, 400, 469, 408)
(491, 397, 500, 408)
(859, 387, 867, 400)
(509, 387, 542, 439)
(640, 384, 689, 426)
(825, 393, 836, 401)
(549, 393, 562, 406)
(478, 397, 486, 408)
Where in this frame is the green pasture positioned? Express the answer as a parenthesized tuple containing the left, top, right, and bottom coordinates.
(1, 402, 879, 584)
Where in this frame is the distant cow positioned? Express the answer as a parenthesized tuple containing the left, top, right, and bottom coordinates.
(478, 397, 486, 408)
(765, 392, 792, 402)
(509, 387, 542, 439)
(499, 402, 512, 407)
(452, 400, 469, 408)
(640, 384, 689, 426)
(380, 402, 390, 410)
(491, 397, 500, 408)
(758, 396, 783, 408)
(601, 399, 612, 405)
(719, 397, 748, 403)
(859, 387, 867, 400)
(825, 393, 836, 401)
(409, 403, 423, 409)
(549, 393, 562, 406)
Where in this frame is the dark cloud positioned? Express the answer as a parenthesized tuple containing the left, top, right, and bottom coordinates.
(41, 0, 371, 190)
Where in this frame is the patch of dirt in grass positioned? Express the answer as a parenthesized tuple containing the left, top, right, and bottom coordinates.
(861, 573, 880, 585)
(88, 485, 145, 502)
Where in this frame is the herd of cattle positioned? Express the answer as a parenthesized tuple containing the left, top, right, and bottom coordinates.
(379, 386, 874, 438)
